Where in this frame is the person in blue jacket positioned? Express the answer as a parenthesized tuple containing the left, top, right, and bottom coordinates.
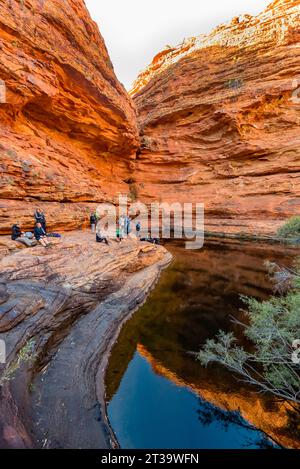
(34, 223, 51, 248)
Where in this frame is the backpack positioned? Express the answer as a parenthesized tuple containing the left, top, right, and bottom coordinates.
(25, 232, 34, 239)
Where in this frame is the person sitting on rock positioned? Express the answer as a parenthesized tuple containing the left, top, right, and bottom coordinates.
(34, 208, 46, 232)
(11, 223, 37, 247)
(96, 226, 109, 245)
(34, 222, 51, 248)
(136, 221, 141, 238)
(141, 232, 160, 245)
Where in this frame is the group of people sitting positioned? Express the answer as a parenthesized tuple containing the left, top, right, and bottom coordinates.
(11, 209, 52, 248)
(10, 209, 160, 250)
(90, 213, 135, 245)
(90, 212, 160, 246)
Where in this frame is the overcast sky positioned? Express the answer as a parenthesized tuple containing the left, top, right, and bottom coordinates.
(85, 0, 270, 90)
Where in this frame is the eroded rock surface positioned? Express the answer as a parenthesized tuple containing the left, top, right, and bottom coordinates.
(0, 232, 171, 448)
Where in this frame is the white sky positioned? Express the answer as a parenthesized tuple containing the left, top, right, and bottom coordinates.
(85, 0, 271, 90)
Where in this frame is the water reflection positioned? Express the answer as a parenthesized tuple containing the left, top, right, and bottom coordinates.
(106, 239, 299, 449)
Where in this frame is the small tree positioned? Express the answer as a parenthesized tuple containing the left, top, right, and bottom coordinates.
(198, 263, 300, 405)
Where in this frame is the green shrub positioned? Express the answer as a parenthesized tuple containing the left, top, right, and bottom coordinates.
(277, 217, 300, 238)
(0, 339, 36, 386)
(198, 262, 300, 405)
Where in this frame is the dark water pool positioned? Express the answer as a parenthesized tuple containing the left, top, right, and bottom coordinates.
(105, 239, 297, 449)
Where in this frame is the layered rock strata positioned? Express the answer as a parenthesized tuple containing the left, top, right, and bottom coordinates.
(0, 232, 171, 448)
(0, 0, 139, 234)
(132, 0, 300, 235)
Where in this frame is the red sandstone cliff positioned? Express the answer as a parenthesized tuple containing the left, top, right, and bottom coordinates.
(0, 0, 139, 233)
(1, 0, 299, 237)
(132, 0, 300, 235)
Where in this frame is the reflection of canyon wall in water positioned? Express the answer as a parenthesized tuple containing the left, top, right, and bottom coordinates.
(106, 241, 299, 448)
(132, 0, 300, 235)
(137, 343, 299, 450)
(0, 0, 139, 234)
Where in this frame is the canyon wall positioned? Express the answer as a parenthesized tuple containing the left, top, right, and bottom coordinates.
(1, 0, 299, 237)
(0, 0, 138, 234)
(132, 0, 300, 235)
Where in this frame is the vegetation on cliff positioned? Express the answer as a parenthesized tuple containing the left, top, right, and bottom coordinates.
(277, 217, 300, 240)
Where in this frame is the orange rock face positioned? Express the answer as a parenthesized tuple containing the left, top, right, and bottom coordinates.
(0, 0, 139, 234)
(132, 0, 300, 235)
